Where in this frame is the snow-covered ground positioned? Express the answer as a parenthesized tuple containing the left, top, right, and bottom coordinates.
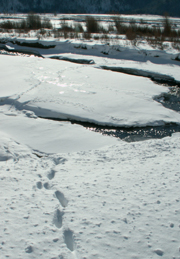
(1, 14, 180, 259)
(1, 131, 180, 259)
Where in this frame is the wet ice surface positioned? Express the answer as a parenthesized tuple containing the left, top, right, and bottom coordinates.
(156, 87, 180, 112)
(89, 123, 180, 142)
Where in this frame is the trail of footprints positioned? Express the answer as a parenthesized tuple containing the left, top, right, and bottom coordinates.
(34, 159, 76, 256)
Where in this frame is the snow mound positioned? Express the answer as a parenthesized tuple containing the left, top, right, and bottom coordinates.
(0, 149, 11, 161)
(0, 131, 32, 161)
(0, 132, 14, 161)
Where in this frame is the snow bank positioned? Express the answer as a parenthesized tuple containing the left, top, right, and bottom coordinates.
(0, 107, 117, 153)
(0, 132, 12, 161)
(0, 131, 31, 161)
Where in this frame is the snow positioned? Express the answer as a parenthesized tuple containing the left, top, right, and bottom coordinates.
(1, 14, 180, 259)
(1, 55, 180, 129)
(1, 133, 180, 258)
(0, 109, 117, 153)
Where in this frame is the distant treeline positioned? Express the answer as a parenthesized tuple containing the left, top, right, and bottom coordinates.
(0, 0, 180, 17)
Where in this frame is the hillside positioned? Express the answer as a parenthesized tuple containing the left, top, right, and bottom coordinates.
(1, 0, 180, 17)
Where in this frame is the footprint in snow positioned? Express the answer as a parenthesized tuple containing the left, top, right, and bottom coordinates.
(25, 246, 33, 253)
(53, 157, 67, 165)
(47, 169, 56, 180)
(55, 191, 68, 207)
(154, 249, 164, 256)
(44, 182, 50, 190)
(36, 181, 42, 189)
(53, 209, 64, 228)
(64, 229, 75, 252)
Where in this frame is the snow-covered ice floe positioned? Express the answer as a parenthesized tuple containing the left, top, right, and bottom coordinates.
(1, 55, 180, 130)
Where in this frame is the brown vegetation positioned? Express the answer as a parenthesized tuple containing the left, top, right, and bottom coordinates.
(0, 14, 179, 50)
